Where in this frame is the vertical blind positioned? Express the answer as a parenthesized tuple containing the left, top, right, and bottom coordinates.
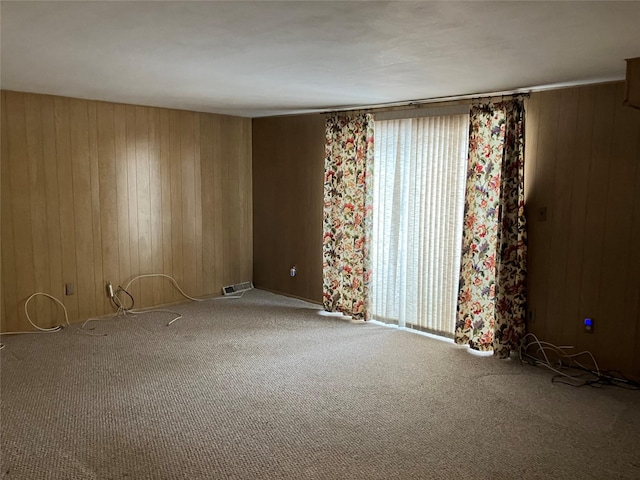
(371, 113, 469, 336)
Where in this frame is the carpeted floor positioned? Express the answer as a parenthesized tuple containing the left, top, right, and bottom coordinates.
(1, 289, 639, 479)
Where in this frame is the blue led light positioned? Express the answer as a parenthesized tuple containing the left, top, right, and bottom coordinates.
(584, 318, 593, 326)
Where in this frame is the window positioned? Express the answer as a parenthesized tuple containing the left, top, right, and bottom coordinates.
(371, 108, 469, 336)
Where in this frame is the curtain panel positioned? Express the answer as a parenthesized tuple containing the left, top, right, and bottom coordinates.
(322, 114, 374, 319)
(455, 100, 527, 357)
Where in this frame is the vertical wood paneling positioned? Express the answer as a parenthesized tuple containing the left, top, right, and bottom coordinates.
(41, 95, 64, 324)
(96, 102, 118, 313)
(577, 85, 617, 356)
(531, 90, 561, 339)
(125, 106, 140, 304)
(199, 114, 215, 294)
(558, 87, 596, 350)
(547, 88, 578, 346)
(194, 117, 203, 294)
(227, 118, 242, 284)
(24, 94, 52, 321)
(169, 110, 183, 303)
(180, 111, 197, 296)
(240, 119, 253, 283)
(135, 106, 152, 306)
(159, 109, 173, 301)
(526, 82, 640, 377)
(1, 92, 7, 330)
(211, 117, 225, 292)
(601, 83, 640, 371)
(1, 92, 19, 329)
(114, 104, 131, 300)
(221, 117, 234, 285)
(631, 153, 640, 375)
(69, 98, 95, 320)
(252, 114, 325, 302)
(1, 90, 252, 331)
(149, 108, 164, 305)
(7, 93, 38, 325)
(54, 96, 80, 321)
(87, 100, 104, 317)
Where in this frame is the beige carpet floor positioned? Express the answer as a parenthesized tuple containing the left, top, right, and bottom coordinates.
(1, 289, 639, 479)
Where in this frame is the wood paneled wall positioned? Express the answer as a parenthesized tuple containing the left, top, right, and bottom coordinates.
(252, 114, 325, 302)
(1, 90, 252, 332)
(525, 82, 640, 376)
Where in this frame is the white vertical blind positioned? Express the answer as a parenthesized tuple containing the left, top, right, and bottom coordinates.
(371, 114, 469, 336)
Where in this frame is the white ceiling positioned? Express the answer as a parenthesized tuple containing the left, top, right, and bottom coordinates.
(2, 1, 639, 118)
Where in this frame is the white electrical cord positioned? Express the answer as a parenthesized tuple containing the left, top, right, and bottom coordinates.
(0, 292, 72, 348)
(121, 274, 245, 324)
(520, 333, 601, 386)
(24, 292, 71, 331)
(129, 309, 183, 326)
(82, 308, 182, 330)
(1, 278, 249, 346)
(82, 273, 246, 331)
(123, 273, 246, 303)
(123, 274, 205, 303)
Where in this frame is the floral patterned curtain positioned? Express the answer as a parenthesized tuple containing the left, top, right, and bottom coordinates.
(323, 114, 374, 320)
(455, 100, 527, 357)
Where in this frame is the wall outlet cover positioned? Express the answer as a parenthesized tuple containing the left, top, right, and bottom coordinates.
(537, 207, 547, 221)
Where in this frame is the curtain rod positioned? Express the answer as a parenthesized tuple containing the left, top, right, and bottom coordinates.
(264, 78, 622, 118)
(320, 89, 532, 116)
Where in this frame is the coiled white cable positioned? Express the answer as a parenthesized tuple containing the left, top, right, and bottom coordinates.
(22, 292, 71, 333)
(0, 292, 71, 348)
(24, 292, 71, 331)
